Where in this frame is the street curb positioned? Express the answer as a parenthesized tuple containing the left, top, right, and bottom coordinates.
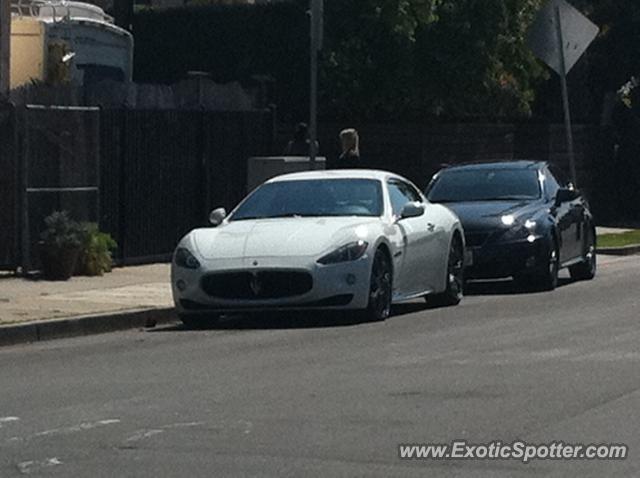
(597, 244, 640, 256)
(0, 307, 178, 347)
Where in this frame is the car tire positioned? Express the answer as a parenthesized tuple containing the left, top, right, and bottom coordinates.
(569, 227, 597, 281)
(178, 313, 219, 329)
(362, 248, 393, 322)
(428, 235, 464, 307)
(532, 239, 559, 291)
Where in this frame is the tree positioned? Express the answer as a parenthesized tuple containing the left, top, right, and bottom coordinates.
(415, 0, 546, 117)
(320, 0, 442, 120)
(320, 0, 548, 120)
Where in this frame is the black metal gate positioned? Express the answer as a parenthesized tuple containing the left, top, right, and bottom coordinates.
(100, 109, 275, 264)
(19, 105, 101, 271)
(0, 103, 17, 270)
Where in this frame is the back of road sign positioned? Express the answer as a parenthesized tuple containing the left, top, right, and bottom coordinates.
(527, 0, 599, 76)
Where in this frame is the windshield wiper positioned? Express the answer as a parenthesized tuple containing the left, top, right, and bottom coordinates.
(231, 214, 303, 221)
(481, 196, 537, 201)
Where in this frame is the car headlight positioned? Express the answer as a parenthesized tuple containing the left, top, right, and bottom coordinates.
(501, 215, 516, 226)
(317, 241, 369, 265)
(174, 247, 201, 269)
(501, 218, 538, 241)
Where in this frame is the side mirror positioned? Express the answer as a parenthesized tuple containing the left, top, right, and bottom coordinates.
(399, 202, 425, 221)
(209, 207, 227, 226)
(555, 188, 579, 206)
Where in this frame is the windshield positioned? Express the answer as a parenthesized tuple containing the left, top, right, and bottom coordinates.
(426, 169, 541, 203)
(230, 178, 384, 221)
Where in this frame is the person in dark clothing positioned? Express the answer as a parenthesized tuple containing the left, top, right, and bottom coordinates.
(330, 128, 361, 169)
(284, 122, 318, 156)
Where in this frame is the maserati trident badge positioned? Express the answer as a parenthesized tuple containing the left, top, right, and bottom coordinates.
(249, 272, 262, 296)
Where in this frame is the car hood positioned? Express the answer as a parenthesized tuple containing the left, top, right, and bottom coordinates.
(444, 200, 543, 230)
(190, 217, 381, 260)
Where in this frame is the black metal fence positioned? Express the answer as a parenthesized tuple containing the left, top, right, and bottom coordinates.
(0, 104, 17, 269)
(0, 106, 275, 271)
(100, 109, 274, 264)
(21, 106, 101, 270)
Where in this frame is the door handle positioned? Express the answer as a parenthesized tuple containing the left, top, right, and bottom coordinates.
(427, 223, 436, 232)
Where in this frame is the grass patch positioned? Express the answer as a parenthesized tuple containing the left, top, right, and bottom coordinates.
(598, 230, 640, 248)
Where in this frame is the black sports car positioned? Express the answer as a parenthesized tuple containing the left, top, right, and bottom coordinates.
(425, 161, 597, 290)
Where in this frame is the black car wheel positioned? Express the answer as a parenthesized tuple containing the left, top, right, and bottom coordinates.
(570, 228, 597, 281)
(533, 240, 559, 291)
(429, 235, 464, 307)
(179, 313, 219, 329)
(364, 249, 393, 321)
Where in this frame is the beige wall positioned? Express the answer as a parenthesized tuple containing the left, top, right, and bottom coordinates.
(10, 19, 46, 89)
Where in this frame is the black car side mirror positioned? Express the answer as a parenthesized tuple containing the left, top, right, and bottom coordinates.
(555, 188, 579, 206)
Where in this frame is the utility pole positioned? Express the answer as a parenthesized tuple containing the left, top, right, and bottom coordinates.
(0, 0, 11, 98)
(309, 0, 322, 168)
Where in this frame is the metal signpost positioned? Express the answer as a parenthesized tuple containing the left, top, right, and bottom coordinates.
(527, 0, 599, 187)
(309, 0, 323, 168)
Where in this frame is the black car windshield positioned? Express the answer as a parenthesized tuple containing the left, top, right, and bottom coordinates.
(230, 178, 384, 220)
(427, 169, 541, 202)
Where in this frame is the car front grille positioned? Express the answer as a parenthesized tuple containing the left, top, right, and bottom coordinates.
(201, 270, 313, 300)
(464, 231, 492, 248)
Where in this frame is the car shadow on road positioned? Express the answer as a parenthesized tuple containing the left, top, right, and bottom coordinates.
(150, 302, 441, 332)
(465, 277, 573, 296)
(150, 311, 377, 332)
(150, 278, 576, 332)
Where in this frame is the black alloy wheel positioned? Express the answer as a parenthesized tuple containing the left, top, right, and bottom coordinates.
(570, 228, 597, 281)
(365, 249, 393, 321)
(534, 240, 560, 291)
(429, 236, 464, 307)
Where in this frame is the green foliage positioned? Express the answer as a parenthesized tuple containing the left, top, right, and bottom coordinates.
(417, 0, 547, 117)
(40, 211, 83, 250)
(76, 223, 118, 277)
(321, 0, 547, 119)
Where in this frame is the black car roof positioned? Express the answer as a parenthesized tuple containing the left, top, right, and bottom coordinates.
(439, 160, 545, 172)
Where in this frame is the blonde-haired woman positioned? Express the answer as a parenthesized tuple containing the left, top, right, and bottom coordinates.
(332, 128, 361, 169)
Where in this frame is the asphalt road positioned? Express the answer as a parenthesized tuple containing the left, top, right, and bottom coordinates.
(1, 255, 639, 477)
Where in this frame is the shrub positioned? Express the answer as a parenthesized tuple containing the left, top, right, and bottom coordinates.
(40, 211, 84, 250)
(76, 223, 118, 276)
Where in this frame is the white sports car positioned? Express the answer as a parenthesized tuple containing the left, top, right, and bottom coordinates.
(171, 170, 465, 327)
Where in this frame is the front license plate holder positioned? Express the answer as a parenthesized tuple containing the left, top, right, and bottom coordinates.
(464, 248, 474, 267)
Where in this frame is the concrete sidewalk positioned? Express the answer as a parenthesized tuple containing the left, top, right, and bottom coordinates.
(0, 264, 175, 345)
(0, 264, 172, 326)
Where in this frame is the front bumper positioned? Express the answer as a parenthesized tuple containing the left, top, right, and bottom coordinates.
(465, 235, 550, 279)
(171, 255, 372, 315)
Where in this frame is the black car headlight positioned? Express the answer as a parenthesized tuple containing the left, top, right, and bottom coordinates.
(501, 218, 539, 242)
(317, 241, 369, 265)
(174, 247, 201, 269)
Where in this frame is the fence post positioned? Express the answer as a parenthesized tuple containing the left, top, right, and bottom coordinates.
(117, 108, 128, 263)
(200, 110, 211, 225)
(19, 107, 31, 273)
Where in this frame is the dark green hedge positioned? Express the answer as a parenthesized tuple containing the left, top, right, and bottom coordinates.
(133, 1, 310, 121)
